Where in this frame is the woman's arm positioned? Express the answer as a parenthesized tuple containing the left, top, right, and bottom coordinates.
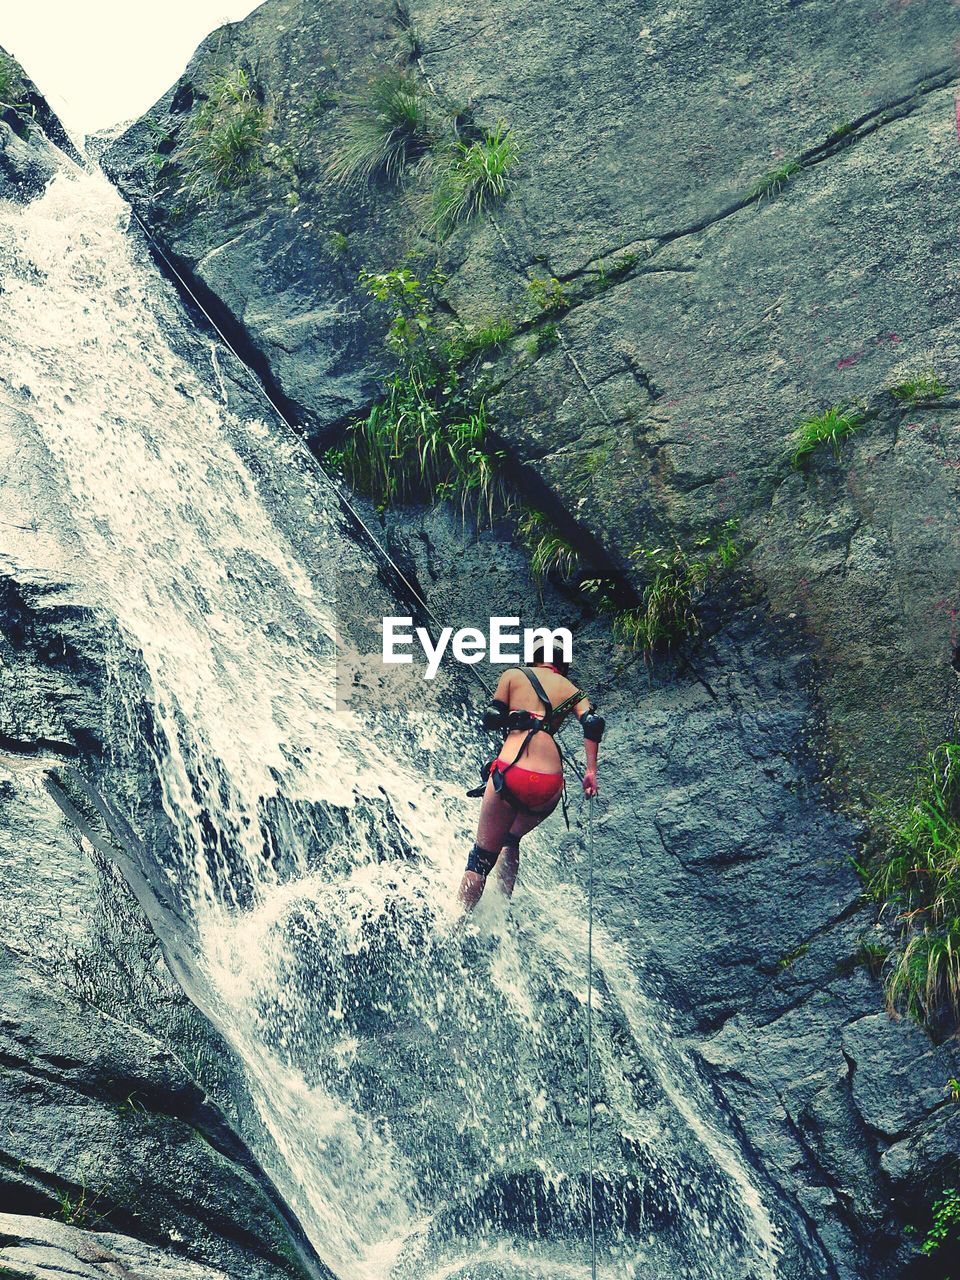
(575, 696, 604, 797)
(480, 669, 515, 730)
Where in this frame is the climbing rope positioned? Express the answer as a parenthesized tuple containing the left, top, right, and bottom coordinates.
(586, 792, 597, 1279)
(123, 203, 584, 778)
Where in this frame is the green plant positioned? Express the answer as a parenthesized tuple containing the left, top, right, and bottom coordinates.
(178, 68, 268, 204)
(516, 509, 581, 580)
(359, 264, 442, 357)
(462, 316, 515, 354)
(946, 1077, 960, 1102)
(329, 230, 350, 254)
(920, 1187, 960, 1257)
(615, 521, 740, 654)
(339, 379, 504, 521)
(0, 53, 19, 107)
(826, 121, 853, 143)
(595, 253, 639, 288)
(527, 274, 569, 314)
(864, 744, 960, 1024)
(778, 942, 810, 969)
(525, 322, 560, 356)
(429, 121, 520, 236)
(890, 371, 948, 404)
(57, 1176, 107, 1228)
(751, 157, 801, 199)
(789, 405, 865, 466)
(328, 69, 432, 186)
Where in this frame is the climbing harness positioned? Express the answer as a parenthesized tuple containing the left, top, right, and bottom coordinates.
(583, 793, 599, 1274)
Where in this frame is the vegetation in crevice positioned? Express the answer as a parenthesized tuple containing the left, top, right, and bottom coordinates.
(750, 157, 801, 200)
(176, 68, 273, 206)
(324, 265, 507, 522)
(918, 1187, 960, 1261)
(327, 69, 433, 186)
(789, 404, 866, 467)
(0, 52, 20, 108)
(525, 322, 559, 355)
(889, 371, 948, 405)
(863, 743, 960, 1030)
(515, 509, 581, 580)
(327, 61, 519, 237)
(427, 121, 521, 237)
(527, 274, 569, 314)
(609, 521, 740, 655)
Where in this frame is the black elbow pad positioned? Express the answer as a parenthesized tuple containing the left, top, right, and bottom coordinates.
(481, 699, 509, 732)
(581, 711, 605, 742)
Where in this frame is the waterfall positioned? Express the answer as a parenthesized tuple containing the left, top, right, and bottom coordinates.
(0, 166, 794, 1279)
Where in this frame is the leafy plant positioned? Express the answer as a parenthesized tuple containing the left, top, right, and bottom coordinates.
(864, 743, 960, 1025)
(920, 1187, 960, 1257)
(0, 53, 20, 107)
(789, 405, 865, 466)
(358, 264, 443, 357)
(525, 322, 560, 356)
(527, 274, 569, 314)
(751, 157, 801, 199)
(329, 230, 350, 254)
(515, 509, 581, 580)
(333, 264, 507, 522)
(595, 253, 639, 288)
(178, 68, 268, 204)
(615, 521, 740, 654)
(890, 371, 948, 404)
(328, 69, 432, 186)
(429, 121, 520, 236)
(946, 1077, 960, 1102)
(57, 1176, 107, 1229)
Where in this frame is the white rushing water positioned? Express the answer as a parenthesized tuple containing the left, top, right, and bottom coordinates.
(0, 166, 793, 1279)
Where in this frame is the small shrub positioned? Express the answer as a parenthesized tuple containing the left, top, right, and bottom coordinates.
(527, 274, 569, 313)
(429, 121, 520, 236)
(178, 69, 268, 204)
(0, 53, 21, 107)
(864, 743, 960, 1025)
(920, 1188, 960, 1258)
(751, 157, 801, 199)
(339, 380, 504, 522)
(359, 264, 442, 357)
(616, 521, 740, 654)
(595, 253, 639, 288)
(516, 509, 580, 580)
(890, 371, 948, 404)
(329, 230, 349, 253)
(789, 405, 865, 466)
(328, 69, 432, 186)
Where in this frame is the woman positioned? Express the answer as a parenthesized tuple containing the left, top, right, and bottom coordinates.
(457, 648, 605, 911)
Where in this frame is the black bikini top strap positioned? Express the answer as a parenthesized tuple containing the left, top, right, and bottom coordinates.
(519, 666, 553, 714)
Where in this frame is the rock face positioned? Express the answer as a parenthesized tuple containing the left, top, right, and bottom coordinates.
(103, 0, 960, 799)
(0, 46, 79, 202)
(0, 4, 948, 1276)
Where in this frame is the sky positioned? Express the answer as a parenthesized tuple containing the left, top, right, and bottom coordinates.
(1, 1, 265, 138)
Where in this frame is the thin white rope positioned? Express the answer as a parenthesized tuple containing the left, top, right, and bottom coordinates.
(586, 792, 598, 1279)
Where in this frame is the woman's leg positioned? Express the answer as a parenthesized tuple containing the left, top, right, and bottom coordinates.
(495, 803, 556, 898)
(457, 781, 519, 912)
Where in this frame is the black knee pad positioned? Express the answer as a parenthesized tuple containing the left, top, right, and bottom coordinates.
(502, 833, 521, 850)
(466, 842, 500, 876)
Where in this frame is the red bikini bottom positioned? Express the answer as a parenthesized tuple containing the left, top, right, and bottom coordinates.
(495, 758, 565, 809)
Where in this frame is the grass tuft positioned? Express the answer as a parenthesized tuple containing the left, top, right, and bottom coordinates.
(0, 52, 20, 107)
(328, 70, 432, 186)
(179, 69, 268, 204)
(789, 405, 865, 466)
(890, 371, 948, 405)
(614, 522, 740, 655)
(751, 157, 801, 199)
(515, 509, 580, 580)
(864, 743, 960, 1027)
(429, 121, 520, 236)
